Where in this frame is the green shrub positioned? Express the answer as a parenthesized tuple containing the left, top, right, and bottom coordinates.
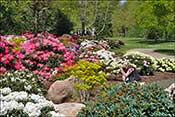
(0, 70, 45, 94)
(78, 82, 175, 117)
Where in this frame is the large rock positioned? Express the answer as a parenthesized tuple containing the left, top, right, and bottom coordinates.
(54, 103, 85, 117)
(47, 76, 77, 104)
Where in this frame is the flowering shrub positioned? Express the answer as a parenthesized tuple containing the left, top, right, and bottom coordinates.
(80, 40, 109, 51)
(95, 49, 117, 64)
(21, 33, 75, 80)
(58, 34, 78, 47)
(122, 52, 156, 75)
(0, 36, 24, 74)
(58, 34, 79, 56)
(155, 58, 175, 72)
(79, 50, 99, 62)
(55, 60, 106, 90)
(0, 87, 64, 117)
(79, 40, 116, 63)
(78, 82, 175, 116)
(0, 70, 45, 94)
(21, 31, 35, 39)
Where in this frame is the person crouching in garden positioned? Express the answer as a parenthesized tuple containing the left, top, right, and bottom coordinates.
(120, 62, 141, 82)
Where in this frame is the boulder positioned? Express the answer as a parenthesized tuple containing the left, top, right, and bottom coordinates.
(54, 103, 85, 117)
(47, 76, 78, 104)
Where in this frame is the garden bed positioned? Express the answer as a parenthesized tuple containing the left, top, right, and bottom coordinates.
(107, 72, 175, 86)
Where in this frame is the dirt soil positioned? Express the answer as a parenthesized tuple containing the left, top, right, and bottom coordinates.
(44, 72, 175, 90)
(107, 72, 175, 85)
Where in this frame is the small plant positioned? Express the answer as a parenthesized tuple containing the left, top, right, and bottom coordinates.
(78, 82, 175, 117)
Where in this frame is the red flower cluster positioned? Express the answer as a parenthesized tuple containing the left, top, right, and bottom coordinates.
(0, 36, 24, 74)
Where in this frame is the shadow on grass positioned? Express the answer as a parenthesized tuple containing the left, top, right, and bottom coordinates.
(154, 49, 175, 56)
(137, 40, 175, 45)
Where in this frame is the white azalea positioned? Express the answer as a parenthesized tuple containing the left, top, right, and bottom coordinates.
(3, 91, 28, 101)
(23, 102, 41, 117)
(48, 111, 65, 117)
(0, 87, 12, 95)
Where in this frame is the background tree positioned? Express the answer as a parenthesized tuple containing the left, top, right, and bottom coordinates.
(135, 0, 175, 40)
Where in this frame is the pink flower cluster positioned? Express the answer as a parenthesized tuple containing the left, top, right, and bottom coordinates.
(79, 50, 99, 62)
(0, 36, 24, 74)
(21, 32, 75, 80)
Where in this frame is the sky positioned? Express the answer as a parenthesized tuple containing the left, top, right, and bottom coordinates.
(119, 0, 127, 5)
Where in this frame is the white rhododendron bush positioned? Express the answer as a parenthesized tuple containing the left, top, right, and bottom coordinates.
(0, 87, 64, 117)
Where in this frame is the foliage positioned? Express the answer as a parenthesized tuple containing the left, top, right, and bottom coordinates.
(21, 32, 75, 80)
(107, 39, 125, 49)
(0, 70, 45, 94)
(9, 36, 26, 51)
(0, 1, 74, 35)
(52, 9, 74, 36)
(0, 36, 24, 74)
(155, 58, 175, 72)
(78, 82, 175, 117)
(112, 1, 140, 37)
(136, 0, 175, 40)
(123, 52, 156, 75)
(0, 1, 30, 34)
(93, 1, 113, 37)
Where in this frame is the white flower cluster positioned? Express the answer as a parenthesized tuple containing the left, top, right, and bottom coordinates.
(80, 40, 109, 50)
(155, 58, 175, 72)
(0, 87, 64, 117)
(2, 91, 28, 101)
(1, 100, 24, 115)
(0, 70, 42, 94)
(123, 51, 156, 69)
(95, 49, 116, 62)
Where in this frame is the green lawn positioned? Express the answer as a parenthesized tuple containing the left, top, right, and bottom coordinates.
(108, 37, 175, 56)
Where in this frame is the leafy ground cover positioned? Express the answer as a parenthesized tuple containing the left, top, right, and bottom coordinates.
(108, 37, 175, 56)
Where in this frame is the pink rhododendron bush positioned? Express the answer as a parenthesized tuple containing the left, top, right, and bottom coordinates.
(21, 33, 75, 80)
(0, 36, 24, 74)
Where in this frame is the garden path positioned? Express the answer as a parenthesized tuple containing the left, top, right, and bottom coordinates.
(128, 48, 175, 59)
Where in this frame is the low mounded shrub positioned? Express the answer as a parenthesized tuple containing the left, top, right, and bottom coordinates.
(123, 52, 156, 75)
(0, 87, 64, 117)
(155, 58, 175, 72)
(78, 82, 175, 117)
(21, 32, 75, 80)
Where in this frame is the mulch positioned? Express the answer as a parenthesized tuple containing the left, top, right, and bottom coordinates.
(107, 72, 175, 85)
